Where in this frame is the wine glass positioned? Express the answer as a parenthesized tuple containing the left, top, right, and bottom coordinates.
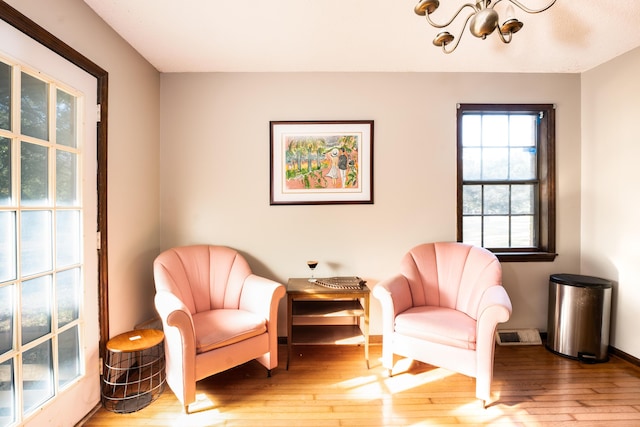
(307, 260, 318, 282)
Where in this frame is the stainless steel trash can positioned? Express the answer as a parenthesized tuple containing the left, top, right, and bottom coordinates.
(546, 274, 612, 363)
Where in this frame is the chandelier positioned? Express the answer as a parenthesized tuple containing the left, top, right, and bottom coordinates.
(414, 0, 556, 54)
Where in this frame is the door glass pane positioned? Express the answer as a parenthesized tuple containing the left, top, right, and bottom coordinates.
(56, 210, 80, 267)
(0, 358, 15, 426)
(0, 62, 10, 131)
(0, 284, 13, 355)
(20, 73, 49, 141)
(0, 137, 10, 205)
(58, 325, 80, 389)
(21, 275, 52, 345)
(20, 210, 52, 276)
(22, 340, 54, 414)
(56, 89, 76, 148)
(21, 141, 49, 206)
(56, 268, 79, 328)
(55, 150, 77, 206)
(0, 211, 16, 283)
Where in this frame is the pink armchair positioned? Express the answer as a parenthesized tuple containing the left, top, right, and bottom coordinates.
(153, 245, 285, 412)
(373, 242, 512, 406)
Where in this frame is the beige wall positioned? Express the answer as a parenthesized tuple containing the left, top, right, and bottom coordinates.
(581, 47, 640, 358)
(159, 72, 582, 335)
(5, 0, 162, 337)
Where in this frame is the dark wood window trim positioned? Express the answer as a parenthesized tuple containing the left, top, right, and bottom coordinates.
(0, 1, 110, 353)
(457, 103, 557, 262)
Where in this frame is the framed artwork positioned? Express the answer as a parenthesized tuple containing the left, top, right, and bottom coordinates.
(270, 120, 374, 205)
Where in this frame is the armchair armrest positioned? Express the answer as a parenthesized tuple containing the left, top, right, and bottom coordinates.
(373, 274, 412, 316)
(239, 274, 286, 325)
(373, 274, 412, 334)
(154, 291, 197, 404)
(475, 285, 512, 352)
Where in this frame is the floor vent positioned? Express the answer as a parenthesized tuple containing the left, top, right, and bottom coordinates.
(496, 329, 542, 346)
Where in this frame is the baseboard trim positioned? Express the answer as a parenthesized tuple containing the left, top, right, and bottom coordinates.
(609, 345, 640, 367)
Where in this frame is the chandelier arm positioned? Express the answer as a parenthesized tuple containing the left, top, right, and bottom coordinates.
(425, 2, 478, 29)
(441, 12, 476, 53)
(496, 27, 514, 44)
(506, 0, 557, 14)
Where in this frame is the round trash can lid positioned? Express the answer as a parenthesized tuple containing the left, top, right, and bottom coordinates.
(550, 273, 612, 289)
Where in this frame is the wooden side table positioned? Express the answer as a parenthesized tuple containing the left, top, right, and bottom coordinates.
(101, 329, 166, 413)
(286, 278, 370, 369)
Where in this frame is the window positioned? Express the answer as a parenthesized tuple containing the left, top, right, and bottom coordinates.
(457, 104, 557, 262)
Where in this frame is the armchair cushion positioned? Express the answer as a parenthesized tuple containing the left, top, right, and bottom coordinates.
(394, 306, 477, 350)
(193, 309, 267, 353)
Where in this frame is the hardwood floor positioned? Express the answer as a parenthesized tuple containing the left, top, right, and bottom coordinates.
(82, 343, 640, 426)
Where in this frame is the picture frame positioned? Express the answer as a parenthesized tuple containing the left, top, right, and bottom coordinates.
(270, 120, 374, 205)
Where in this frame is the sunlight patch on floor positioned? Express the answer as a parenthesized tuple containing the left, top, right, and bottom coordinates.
(335, 374, 384, 395)
(384, 363, 455, 394)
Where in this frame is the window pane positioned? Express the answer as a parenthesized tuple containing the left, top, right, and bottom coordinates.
(56, 89, 77, 148)
(58, 326, 81, 389)
(20, 210, 52, 276)
(483, 185, 509, 214)
(462, 216, 482, 247)
(21, 276, 52, 345)
(462, 115, 481, 146)
(484, 216, 509, 247)
(0, 137, 10, 205)
(0, 211, 16, 283)
(482, 115, 508, 146)
(512, 215, 534, 247)
(0, 358, 15, 426)
(462, 147, 481, 180)
(0, 284, 13, 355)
(56, 268, 80, 328)
(20, 73, 49, 141)
(511, 185, 534, 214)
(482, 147, 508, 180)
(510, 147, 536, 180)
(509, 115, 536, 147)
(56, 150, 78, 206)
(21, 142, 49, 206)
(22, 340, 54, 414)
(463, 185, 482, 215)
(56, 210, 80, 267)
(0, 62, 10, 131)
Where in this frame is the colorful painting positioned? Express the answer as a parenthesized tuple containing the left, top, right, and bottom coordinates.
(270, 121, 373, 205)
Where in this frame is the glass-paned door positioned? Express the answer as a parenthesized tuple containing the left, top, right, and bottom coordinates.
(0, 42, 98, 426)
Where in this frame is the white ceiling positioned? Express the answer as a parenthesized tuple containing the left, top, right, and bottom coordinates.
(83, 0, 640, 74)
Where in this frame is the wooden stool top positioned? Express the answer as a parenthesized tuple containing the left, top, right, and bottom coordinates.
(106, 329, 164, 353)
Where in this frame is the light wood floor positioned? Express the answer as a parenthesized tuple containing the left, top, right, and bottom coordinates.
(82, 343, 640, 426)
